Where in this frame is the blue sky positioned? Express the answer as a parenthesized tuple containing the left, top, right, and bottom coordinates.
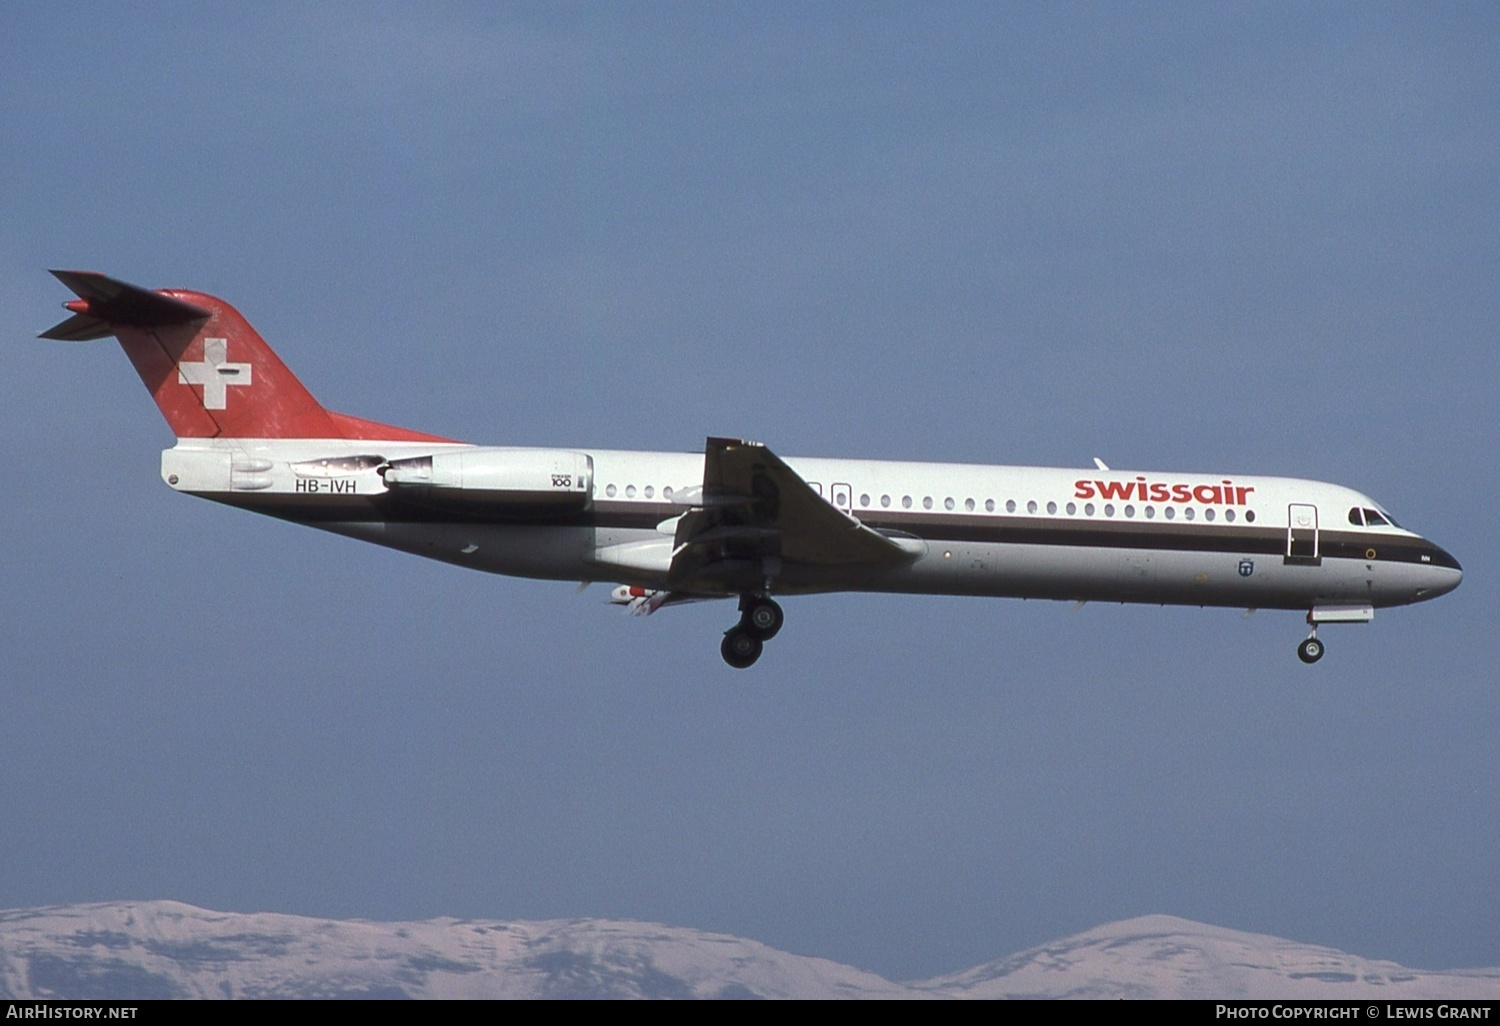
(1, 2, 1496, 980)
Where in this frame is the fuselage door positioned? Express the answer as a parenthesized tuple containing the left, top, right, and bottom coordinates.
(1286, 503, 1320, 564)
(831, 482, 853, 513)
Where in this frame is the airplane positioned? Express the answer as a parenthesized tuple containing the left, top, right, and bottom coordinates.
(40, 271, 1462, 669)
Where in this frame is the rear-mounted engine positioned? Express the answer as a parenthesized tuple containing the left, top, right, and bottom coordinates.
(382, 448, 593, 514)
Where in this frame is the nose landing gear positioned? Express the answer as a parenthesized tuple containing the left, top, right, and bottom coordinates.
(1297, 632, 1325, 664)
(1296, 605, 1372, 664)
(720, 595, 784, 668)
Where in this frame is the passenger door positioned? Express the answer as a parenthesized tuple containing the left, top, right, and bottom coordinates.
(1286, 503, 1320, 564)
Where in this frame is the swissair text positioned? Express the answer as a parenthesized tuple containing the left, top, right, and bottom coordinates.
(1075, 478, 1254, 505)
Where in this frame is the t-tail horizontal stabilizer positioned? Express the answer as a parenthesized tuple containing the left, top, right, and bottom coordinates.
(40, 270, 211, 342)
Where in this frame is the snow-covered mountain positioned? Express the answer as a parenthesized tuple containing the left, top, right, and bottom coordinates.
(1, 902, 1495, 1000)
(919, 914, 1500, 1000)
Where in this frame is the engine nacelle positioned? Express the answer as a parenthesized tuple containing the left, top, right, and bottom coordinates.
(383, 448, 593, 513)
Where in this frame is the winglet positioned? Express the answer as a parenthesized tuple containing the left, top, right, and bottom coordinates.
(41, 270, 211, 341)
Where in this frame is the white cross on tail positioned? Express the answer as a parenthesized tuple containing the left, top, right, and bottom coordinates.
(178, 338, 252, 409)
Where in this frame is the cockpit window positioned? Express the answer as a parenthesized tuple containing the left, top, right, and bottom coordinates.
(1352, 507, 1399, 528)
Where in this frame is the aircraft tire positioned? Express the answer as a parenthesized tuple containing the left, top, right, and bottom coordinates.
(743, 598, 784, 640)
(722, 628, 763, 669)
(1297, 637, 1324, 664)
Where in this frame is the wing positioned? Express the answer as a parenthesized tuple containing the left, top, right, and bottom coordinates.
(666, 437, 916, 594)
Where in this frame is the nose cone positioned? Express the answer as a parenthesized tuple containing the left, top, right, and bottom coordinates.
(1417, 542, 1462, 600)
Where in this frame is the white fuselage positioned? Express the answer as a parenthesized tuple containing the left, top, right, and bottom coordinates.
(162, 438, 1463, 615)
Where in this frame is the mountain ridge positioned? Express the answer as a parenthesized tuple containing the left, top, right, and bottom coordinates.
(2, 901, 1496, 1000)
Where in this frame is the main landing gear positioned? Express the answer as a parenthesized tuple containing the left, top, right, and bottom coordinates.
(720, 595, 784, 669)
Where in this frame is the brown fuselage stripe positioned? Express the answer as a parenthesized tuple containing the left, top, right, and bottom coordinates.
(209, 494, 1461, 570)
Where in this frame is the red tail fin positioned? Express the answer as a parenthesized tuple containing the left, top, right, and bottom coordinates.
(43, 271, 453, 443)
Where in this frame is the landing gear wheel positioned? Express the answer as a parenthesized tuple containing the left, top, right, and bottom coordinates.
(1297, 637, 1325, 664)
(721, 627, 763, 669)
(742, 597, 784, 640)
